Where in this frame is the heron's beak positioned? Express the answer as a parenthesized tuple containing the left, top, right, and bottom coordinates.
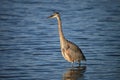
(48, 15, 54, 18)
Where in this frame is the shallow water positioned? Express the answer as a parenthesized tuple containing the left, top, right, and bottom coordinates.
(0, 0, 120, 80)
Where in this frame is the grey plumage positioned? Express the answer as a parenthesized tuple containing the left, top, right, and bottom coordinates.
(48, 12, 86, 65)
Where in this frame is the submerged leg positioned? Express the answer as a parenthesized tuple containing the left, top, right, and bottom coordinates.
(71, 62, 74, 68)
(78, 61, 81, 66)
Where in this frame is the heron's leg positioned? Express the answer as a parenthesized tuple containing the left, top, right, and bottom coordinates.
(71, 62, 74, 68)
(78, 61, 81, 66)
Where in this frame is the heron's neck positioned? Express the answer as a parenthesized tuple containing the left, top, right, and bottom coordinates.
(56, 15, 65, 46)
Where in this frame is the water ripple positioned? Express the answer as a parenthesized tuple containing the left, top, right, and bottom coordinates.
(0, 0, 120, 80)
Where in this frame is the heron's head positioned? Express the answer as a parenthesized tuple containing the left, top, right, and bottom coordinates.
(48, 12, 59, 18)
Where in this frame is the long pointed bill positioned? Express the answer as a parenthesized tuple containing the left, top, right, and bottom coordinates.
(48, 15, 54, 18)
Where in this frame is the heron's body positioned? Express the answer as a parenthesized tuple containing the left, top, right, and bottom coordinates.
(48, 12, 86, 65)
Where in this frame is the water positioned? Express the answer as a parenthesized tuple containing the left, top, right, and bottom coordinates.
(0, 0, 120, 80)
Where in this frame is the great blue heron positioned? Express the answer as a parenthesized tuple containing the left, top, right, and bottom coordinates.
(48, 12, 86, 65)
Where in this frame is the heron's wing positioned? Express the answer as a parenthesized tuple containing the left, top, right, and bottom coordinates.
(62, 42, 79, 61)
(66, 40, 86, 61)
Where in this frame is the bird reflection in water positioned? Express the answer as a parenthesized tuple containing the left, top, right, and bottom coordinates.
(63, 66, 86, 80)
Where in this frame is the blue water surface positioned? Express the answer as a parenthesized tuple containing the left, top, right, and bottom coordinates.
(0, 0, 120, 80)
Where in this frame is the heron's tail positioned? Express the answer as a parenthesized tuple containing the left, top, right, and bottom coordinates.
(82, 54, 86, 61)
